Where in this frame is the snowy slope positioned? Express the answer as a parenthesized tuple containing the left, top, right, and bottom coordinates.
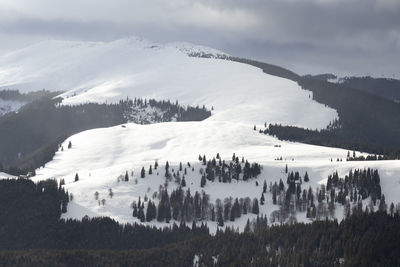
(0, 172, 16, 179)
(0, 37, 337, 129)
(32, 121, 400, 232)
(5, 37, 398, 231)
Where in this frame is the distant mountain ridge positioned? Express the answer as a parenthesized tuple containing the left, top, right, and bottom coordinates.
(305, 74, 400, 102)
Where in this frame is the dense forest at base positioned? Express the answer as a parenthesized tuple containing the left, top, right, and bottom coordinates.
(1, 178, 400, 266)
(263, 124, 400, 159)
(0, 93, 211, 175)
(305, 74, 400, 102)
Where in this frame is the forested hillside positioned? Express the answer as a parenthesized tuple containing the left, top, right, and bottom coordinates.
(0, 95, 211, 175)
(0, 178, 399, 266)
(228, 57, 400, 156)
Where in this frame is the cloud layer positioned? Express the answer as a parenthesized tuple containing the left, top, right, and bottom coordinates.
(0, 0, 399, 77)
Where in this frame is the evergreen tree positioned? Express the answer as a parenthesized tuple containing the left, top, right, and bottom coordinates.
(146, 200, 156, 222)
(108, 188, 113, 199)
(200, 174, 206, 188)
(379, 194, 387, 212)
(252, 198, 259, 214)
(244, 218, 251, 233)
(260, 193, 265, 205)
(263, 180, 267, 194)
(132, 202, 138, 217)
(304, 171, 309, 182)
(138, 203, 145, 222)
(149, 165, 152, 175)
(217, 205, 224, 226)
(141, 167, 145, 178)
(68, 141, 72, 149)
(74, 173, 79, 182)
(125, 171, 129, 181)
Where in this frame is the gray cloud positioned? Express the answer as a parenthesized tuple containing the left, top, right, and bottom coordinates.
(0, 0, 399, 77)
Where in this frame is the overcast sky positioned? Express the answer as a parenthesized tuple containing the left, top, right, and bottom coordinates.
(0, 0, 399, 77)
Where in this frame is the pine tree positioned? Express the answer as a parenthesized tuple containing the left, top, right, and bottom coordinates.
(61, 201, 67, 213)
(260, 193, 265, 205)
(125, 171, 129, 181)
(149, 165, 152, 175)
(217, 205, 224, 226)
(263, 180, 267, 194)
(181, 176, 186, 187)
(285, 164, 288, 174)
(74, 173, 79, 182)
(68, 141, 72, 149)
(252, 198, 259, 214)
(304, 171, 309, 182)
(379, 194, 387, 212)
(141, 167, 146, 178)
(244, 218, 251, 233)
(108, 188, 113, 198)
(146, 200, 156, 222)
(138, 203, 145, 222)
(132, 202, 138, 217)
(390, 202, 395, 216)
(201, 174, 206, 188)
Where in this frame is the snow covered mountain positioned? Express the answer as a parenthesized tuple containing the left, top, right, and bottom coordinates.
(0, 37, 336, 129)
(1, 37, 398, 230)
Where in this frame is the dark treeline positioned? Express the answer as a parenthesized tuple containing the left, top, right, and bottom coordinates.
(292, 76, 400, 156)
(0, 96, 211, 175)
(264, 124, 400, 159)
(2, 213, 400, 265)
(132, 154, 262, 225)
(0, 89, 61, 102)
(268, 168, 389, 224)
(225, 57, 400, 157)
(198, 153, 261, 183)
(305, 74, 400, 102)
(133, 187, 260, 226)
(126, 97, 211, 123)
(0, 179, 69, 249)
(1, 178, 400, 266)
(0, 178, 209, 250)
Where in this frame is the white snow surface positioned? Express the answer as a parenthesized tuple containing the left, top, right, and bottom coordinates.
(0, 37, 337, 129)
(33, 122, 400, 233)
(5, 37, 398, 231)
(0, 172, 16, 179)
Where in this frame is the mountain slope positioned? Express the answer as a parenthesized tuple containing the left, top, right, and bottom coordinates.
(32, 120, 400, 231)
(0, 37, 337, 130)
(5, 37, 399, 230)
